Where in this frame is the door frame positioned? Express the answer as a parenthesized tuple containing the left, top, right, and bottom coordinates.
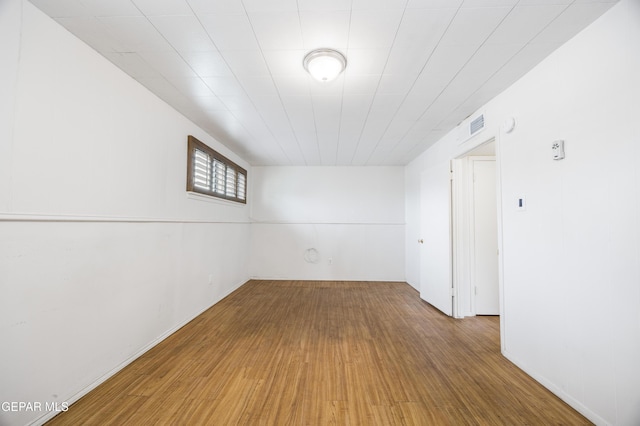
(451, 137, 504, 320)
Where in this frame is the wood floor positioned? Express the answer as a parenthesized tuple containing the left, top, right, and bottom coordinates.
(47, 280, 590, 425)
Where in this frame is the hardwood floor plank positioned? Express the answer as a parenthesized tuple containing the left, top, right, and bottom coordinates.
(46, 280, 591, 425)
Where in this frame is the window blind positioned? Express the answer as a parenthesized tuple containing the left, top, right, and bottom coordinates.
(187, 135, 247, 203)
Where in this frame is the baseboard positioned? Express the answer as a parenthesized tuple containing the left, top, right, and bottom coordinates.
(248, 276, 407, 283)
(501, 349, 610, 426)
(29, 278, 249, 426)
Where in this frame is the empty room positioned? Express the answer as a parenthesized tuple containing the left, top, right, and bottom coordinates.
(1, 0, 639, 425)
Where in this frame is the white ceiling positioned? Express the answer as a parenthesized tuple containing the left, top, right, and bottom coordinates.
(29, 0, 618, 166)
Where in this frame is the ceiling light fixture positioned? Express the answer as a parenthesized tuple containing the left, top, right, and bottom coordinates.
(303, 48, 347, 82)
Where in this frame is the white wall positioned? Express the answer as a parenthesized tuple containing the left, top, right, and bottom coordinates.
(250, 166, 405, 281)
(405, 0, 640, 424)
(0, 2, 251, 425)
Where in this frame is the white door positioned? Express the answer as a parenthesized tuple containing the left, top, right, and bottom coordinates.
(419, 166, 452, 316)
(472, 159, 499, 315)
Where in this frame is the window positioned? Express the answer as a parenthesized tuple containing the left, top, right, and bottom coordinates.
(187, 135, 247, 203)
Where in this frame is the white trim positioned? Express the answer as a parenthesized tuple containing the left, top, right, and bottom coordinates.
(451, 136, 499, 319)
(186, 190, 247, 207)
(0, 212, 250, 224)
(249, 220, 405, 226)
(495, 132, 507, 353)
(451, 158, 468, 318)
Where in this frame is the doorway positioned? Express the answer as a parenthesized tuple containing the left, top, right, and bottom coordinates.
(451, 140, 499, 317)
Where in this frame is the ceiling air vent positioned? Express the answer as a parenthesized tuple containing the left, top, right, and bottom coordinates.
(458, 112, 486, 143)
(470, 114, 485, 135)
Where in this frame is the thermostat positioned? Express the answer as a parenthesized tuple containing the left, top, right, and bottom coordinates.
(552, 140, 565, 160)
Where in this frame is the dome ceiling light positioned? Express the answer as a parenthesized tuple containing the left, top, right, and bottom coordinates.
(303, 48, 347, 82)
